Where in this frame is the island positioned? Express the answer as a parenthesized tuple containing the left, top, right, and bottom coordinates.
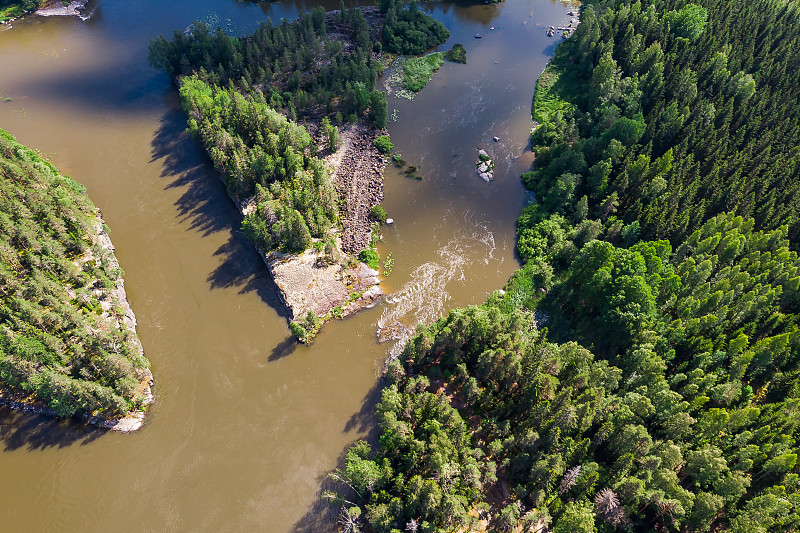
(0, 129, 153, 431)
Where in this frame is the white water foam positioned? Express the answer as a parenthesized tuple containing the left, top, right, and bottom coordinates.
(79, 5, 96, 21)
(378, 212, 497, 364)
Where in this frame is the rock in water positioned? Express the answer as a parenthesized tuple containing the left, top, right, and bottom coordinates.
(476, 148, 495, 182)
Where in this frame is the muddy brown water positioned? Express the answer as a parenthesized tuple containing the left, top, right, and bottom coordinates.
(0, 0, 574, 530)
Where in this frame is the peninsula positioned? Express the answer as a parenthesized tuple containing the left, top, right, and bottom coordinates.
(149, 2, 450, 341)
(0, 129, 153, 431)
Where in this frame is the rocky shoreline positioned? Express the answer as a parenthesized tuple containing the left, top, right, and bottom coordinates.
(0, 210, 153, 433)
(35, 0, 87, 17)
(0, 0, 87, 28)
(323, 123, 388, 254)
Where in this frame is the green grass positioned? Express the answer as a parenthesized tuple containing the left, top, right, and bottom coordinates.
(531, 47, 583, 124)
(403, 52, 445, 92)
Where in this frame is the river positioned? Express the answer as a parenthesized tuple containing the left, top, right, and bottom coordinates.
(0, 0, 572, 530)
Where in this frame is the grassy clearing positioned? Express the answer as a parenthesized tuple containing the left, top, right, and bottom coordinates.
(531, 47, 583, 124)
(403, 52, 444, 92)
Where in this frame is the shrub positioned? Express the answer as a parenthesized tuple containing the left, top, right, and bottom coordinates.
(374, 135, 394, 154)
(358, 248, 380, 270)
(444, 43, 466, 63)
(370, 205, 388, 224)
(289, 320, 308, 340)
(403, 52, 444, 92)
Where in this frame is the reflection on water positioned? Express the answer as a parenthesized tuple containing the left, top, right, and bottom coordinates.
(0, 0, 573, 530)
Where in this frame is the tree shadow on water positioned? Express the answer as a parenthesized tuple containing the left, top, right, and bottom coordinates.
(268, 335, 298, 362)
(151, 107, 235, 237)
(150, 108, 291, 323)
(0, 407, 106, 452)
(343, 380, 384, 438)
(290, 381, 386, 532)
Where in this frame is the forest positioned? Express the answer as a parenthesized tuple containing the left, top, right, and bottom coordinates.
(379, 0, 450, 55)
(0, 129, 151, 419)
(149, 4, 450, 259)
(325, 0, 800, 531)
(526, 0, 800, 246)
(179, 77, 339, 253)
(149, 7, 389, 124)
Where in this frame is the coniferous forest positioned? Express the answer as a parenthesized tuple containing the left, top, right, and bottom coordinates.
(325, 1, 800, 532)
(0, 130, 151, 419)
(149, 5, 448, 258)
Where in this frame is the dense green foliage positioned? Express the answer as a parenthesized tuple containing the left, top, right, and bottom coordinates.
(149, 7, 386, 124)
(374, 135, 394, 154)
(327, 0, 800, 531)
(379, 0, 450, 55)
(180, 77, 338, 253)
(358, 249, 380, 270)
(444, 43, 466, 64)
(528, 0, 800, 246)
(149, 5, 448, 259)
(403, 52, 444, 92)
(331, 213, 800, 531)
(0, 130, 149, 418)
(370, 205, 389, 225)
(0, 0, 39, 21)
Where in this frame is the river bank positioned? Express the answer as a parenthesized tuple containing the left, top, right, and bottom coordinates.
(265, 122, 388, 326)
(214, 119, 387, 340)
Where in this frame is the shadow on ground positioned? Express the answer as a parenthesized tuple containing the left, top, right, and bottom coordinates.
(0, 407, 106, 452)
(150, 108, 292, 324)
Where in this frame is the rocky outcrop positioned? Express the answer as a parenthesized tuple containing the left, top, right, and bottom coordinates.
(35, 0, 87, 17)
(266, 249, 384, 322)
(92, 214, 154, 432)
(476, 148, 495, 182)
(328, 125, 388, 254)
